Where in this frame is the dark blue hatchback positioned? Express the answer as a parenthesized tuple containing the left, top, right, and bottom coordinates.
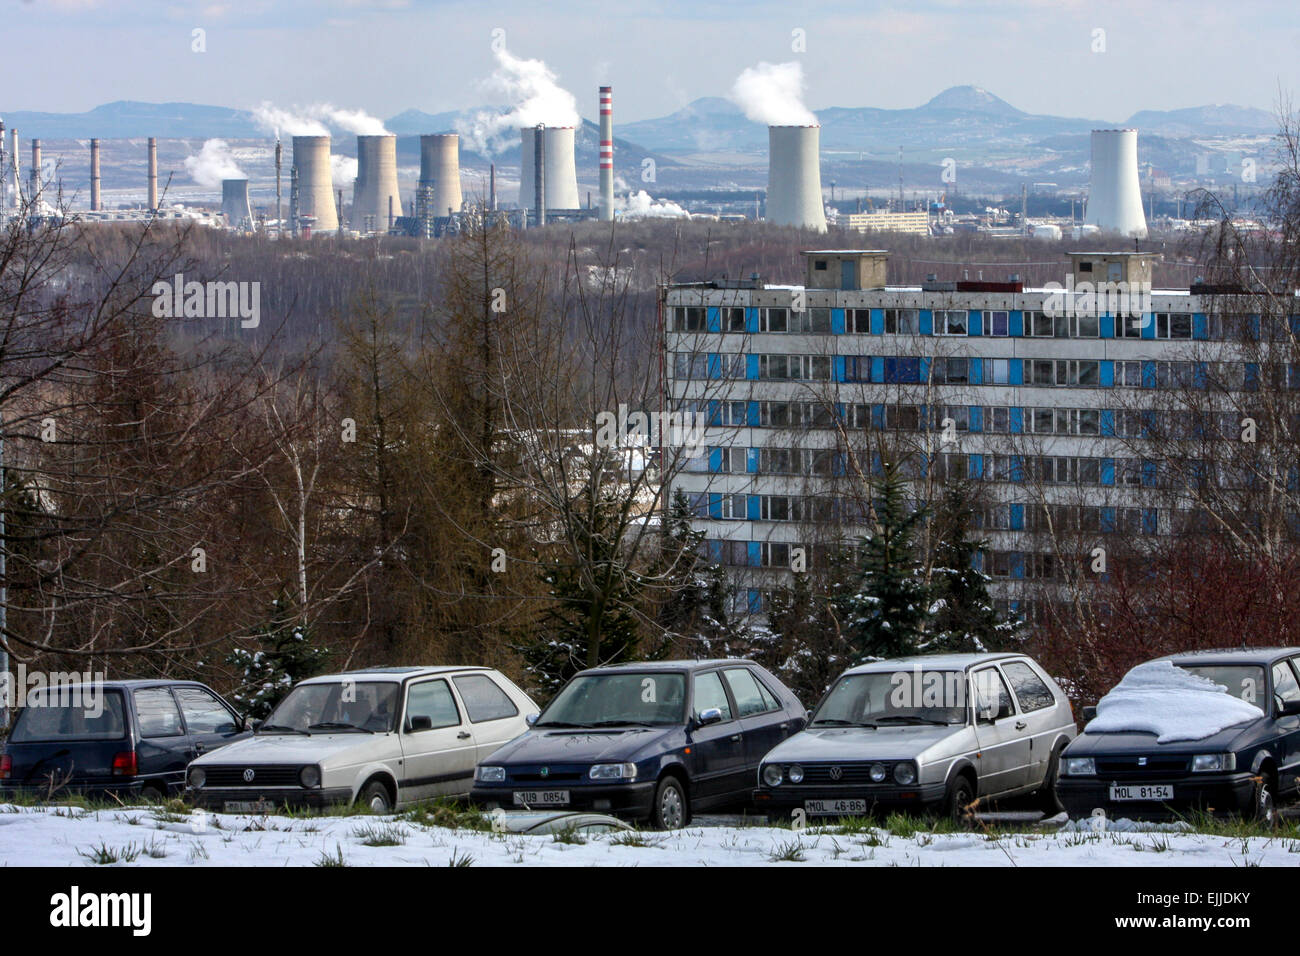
(1, 679, 249, 801)
(470, 660, 806, 828)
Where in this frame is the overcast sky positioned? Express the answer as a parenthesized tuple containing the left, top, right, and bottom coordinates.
(7, 0, 1298, 123)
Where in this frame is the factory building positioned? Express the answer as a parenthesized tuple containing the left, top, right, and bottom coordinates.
(663, 248, 1237, 620)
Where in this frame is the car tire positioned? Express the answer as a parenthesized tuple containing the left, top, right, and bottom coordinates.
(358, 780, 392, 815)
(1251, 775, 1277, 828)
(140, 784, 165, 804)
(943, 773, 977, 824)
(1036, 744, 1065, 815)
(650, 775, 689, 830)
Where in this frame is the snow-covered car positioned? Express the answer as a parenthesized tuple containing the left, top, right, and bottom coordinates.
(754, 653, 1077, 820)
(1058, 649, 1300, 824)
(186, 666, 538, 813)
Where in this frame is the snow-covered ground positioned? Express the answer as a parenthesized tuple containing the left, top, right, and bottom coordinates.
(1, 804, 1297, 866)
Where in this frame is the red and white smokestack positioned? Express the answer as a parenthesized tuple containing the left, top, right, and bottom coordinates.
(599, 86, 614, 222)
(147, 136, 158, 211)
(90, 138, 101, 211)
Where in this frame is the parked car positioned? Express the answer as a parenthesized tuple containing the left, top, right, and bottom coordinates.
(470, 660, 807, 828)
(0, 679, 249, 801)
(1058, 648, 1300, 824)
(754, 653, 1077, 821)
(186, 666, 538, 813)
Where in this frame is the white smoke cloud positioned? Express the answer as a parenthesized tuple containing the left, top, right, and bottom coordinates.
(331, 154, 359, 184)
(729, 61, 818, 127)
(314, 105, 389, 136)
(184, 139, 245, 189)
(616, 190, 689, 220)
(456, 44, 580, 155)
(252, 102, 389, 138)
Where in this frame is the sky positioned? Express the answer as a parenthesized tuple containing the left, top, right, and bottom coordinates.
(6, 0, 1299, 124)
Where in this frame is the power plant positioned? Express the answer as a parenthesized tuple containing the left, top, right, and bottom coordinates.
(221, 178, 254, 230)
(765, 125, 826, 232)
(291, 135, 338, 233)
(352, 134, 402, 233)
(416, 133, 463, 229)
(1084, 128, 1148, 238)
(599, 87, 613, 222)
(519, 125, 580, 213)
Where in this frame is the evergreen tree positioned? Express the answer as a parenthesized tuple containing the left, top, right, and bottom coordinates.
(225, 595, 329, 719)
(764, 566, 851, 703)
(651, 490, 709, 648)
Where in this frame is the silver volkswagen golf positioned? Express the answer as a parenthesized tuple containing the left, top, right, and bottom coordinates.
(753, 653, 1077, 821)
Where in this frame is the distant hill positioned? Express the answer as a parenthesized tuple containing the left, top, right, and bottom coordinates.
(1123, 104, 1277, 137)
(1, 101, 261, 139)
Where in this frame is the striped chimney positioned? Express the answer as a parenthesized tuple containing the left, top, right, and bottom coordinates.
(599, 86, 614, 222)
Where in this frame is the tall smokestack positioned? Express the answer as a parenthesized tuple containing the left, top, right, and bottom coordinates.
(353, 134, 402, 234)
(147, 137, 158, 211)
(8, 127, 19, 208)
(290, 135, 338, 233)
(221, 178, 253, 230)
(599, 86, 614, 222)
(766, 125, 826, 232)
(90, 138, 101, 211)
(520, 126, 579, 213)
(30, 139, 41, 202)
(1084, 129, 1147, 238)
(274, 139, 282, 235)
(418, 133, 462, 218)
(534, 125, 546, 226)
(489, 163, 497, 211)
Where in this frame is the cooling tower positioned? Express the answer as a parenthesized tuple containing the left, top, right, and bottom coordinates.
(291, 135, 338, 233)
(1084, 129, 1147, 239)
(90, 138, 101, 211)
(352, 134, 402, 233)
(599, 87, 614, 222)
(519, 126, 580, 211)
(147, 137, 158, 210)
(766, 126, 826, 232)
(418, 134, 462, 216)
(221, 178, 254, 230)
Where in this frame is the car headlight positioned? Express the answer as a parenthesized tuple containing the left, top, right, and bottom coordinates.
(788, 765, 804, 784)
(589, 762, 637, 781)
(299, 765, 321, 788)
(1191, 753, 1235, 773)
(762, 764, 784, 787)
(476, 765, 506, 783)
(869, 763, 887, 783)
(1063, 757, 1095, 776)
(894, 762, 917, 785)
(188, 767, 205, 789)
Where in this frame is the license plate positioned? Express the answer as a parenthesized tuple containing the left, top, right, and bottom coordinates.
(1109, 784, 1173, 802)
(804, 799, 868, 816)
(512, 790, 569, 807)
(223, 800, 272, 813)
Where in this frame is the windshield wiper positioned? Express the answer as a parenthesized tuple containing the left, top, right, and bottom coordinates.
(258, 723, 310, 736)
(532, 721, 591, 729)
(811, 718, 871, 727)
(587, 720, 656, 728)
(307, 722, 374, 734)
(872, 715, 952, 726)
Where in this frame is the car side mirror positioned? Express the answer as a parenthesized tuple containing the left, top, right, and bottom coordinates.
(407, 715, 433, 733)
(696, 707, 723, 727)
(525, 712, 539, 727)
(1081, 705, 1098, 722)
(1279, 700, 1300, 718)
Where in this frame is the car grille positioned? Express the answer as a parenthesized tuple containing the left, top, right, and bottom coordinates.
(1096, 756, 1191, 780)
(511, 771, 584, 783)
(791, 763, 903, 786)
(202, 766, 302, 788)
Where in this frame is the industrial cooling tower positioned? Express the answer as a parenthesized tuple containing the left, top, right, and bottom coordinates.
(767, 125, 826, 232)
(353, 134, 402, 233)
(519, 126, 580, 211)
(222, 178, 254, 230)
(291, 135, 338, 233)
(418, 134, 462, 217)
(1084, 129, 1147, 239)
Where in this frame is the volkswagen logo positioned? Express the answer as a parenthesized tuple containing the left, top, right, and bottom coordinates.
(539, 767, 549, 778)
(829, 766, 843, 781)
(243, 768, 255, 782)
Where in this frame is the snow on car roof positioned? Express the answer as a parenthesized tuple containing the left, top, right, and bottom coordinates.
(1085, 660, 1264, 743)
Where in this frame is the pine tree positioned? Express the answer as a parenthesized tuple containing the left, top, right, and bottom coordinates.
(225, 596, 329, 719)
(651, 490, 708, 648)
(765, 566, 851, 702)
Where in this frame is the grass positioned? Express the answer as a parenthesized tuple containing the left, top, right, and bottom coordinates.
(768, 838, 807, 862)
(608, 828, 662, 848)
(314, 843, 349, 867)
(448, 849, 475, 867)
(551, 825, 587, 845)
(78, 841, 143, 864)
(398, 799, 492, 832)
(352, 822, 407, 847)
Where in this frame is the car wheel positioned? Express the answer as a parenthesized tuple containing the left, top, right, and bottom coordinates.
(358, 781, 392, 815)
(944, 773, 976, 824)
(650, 776, 688, 830)
(1251, 776, 1277, 828)
(1036, 744, 1065, 815)
(140, 784, 166, 804)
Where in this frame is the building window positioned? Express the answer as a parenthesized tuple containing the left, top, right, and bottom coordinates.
(722, 307, 745, 331)
(884, 309, 918, 334)
(983, 358, 1010, 384)
(673, 352, 708, 379)
(884, 357, 921, 384)
(984, 310, 1009, 336)
(759, 308, 788, 333)
(934, 310, 968, 336)
(1025, 311, 1054, 337)
(845, 355, 873, 382)
(932, 357, 969, 384)
(675, 307, 706, 332)
(983, 406, 1010, 433)
(847, 309, 872, 334)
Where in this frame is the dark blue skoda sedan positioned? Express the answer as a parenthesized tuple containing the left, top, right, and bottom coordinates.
(470, 660, 806, 828)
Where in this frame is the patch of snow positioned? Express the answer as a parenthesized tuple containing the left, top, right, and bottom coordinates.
(1085, 661, 1263, 743)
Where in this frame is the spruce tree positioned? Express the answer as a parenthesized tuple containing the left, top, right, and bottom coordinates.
(226, 595, 329, 719)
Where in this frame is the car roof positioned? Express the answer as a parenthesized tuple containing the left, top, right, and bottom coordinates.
(1154, 647, 1296, 667)
(843, 652, 1029, 675)
(28, 678, 209, 691)
(575, 659, 757, 675)
(298, 665, 492, 684)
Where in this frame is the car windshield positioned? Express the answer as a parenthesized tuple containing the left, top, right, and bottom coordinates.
(10, 689, 127, 742)
(1176, 665, 1267, 707)
(813, 670, 967, 726)
(536, 673, 686, 727)
(263, 681, 399, 733)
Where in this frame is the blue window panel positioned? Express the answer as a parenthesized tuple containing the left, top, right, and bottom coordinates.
(1009, 310, 1024, 337)
(1101, 458, 1115, 486)
(1141, 360, 1157, 389)
(969, 454, 984, 479)
(1100, 409, 1115, 436)
(1100, 507, 1116, 533)
(1244, 363, 1259, 391)
(1141, 509, 1158, 535)
(1141, 313, 1156, 340)
(835, 403, 845, 423)
(745, 307, 759, 334)
(706, 307, 721, 333)
(1249, 315, 1261, 339)
(872, 404, 886, 429)
(746, 448, 760, 473)
(708, 493, 722, 519)
(1009, 359, 1024, 385)
(707, 400, 722, 426)
(969, 406, 983, 432)
(1193, 313, 1208, 340)
(919, 310, 933, 335)
(969, 360, 983, 385)
(1009, 503, 1024, 530)
(747, 401, 761, 426)
(1010, 553, 1025, 579)
(871, 356, 885, 381)
(834, 452, 847, 477)
(884, 357, 920, 383)
(1009, 455, 1024, 482)
(708, 448, 722, 473)
(1142, 460, 1158, 487)
(1100, 360, 1114, 387)
(747, 542, 761, 567)
(746, 354, 760, 380)
(871, 308, 885, 335)
(833, 355, 846, 382)
(918, 405, 930, 431)
(872, 452, 884, 477)
(706, 353, 721, 379)
(1194, 362, 1209, 389)
(831, 308, 846, 334)
(747, 496, 762, 521)
(918, 457, 929, 479)
(747, 589, 763, 613)
(918, 356, 930, 383)
(1100, 313, 1114, 338)
(708, 540, 724, 563)
(968, 310, 983, 336)
(1009, 407, 1024, 433)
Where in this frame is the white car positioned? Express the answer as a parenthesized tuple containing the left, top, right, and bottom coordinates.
(186, 666, 538, 813)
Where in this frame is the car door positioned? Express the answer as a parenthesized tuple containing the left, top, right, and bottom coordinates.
(132, 687, 190, 792)
(172, 685, 247, 762)
(687, 670, 747, 802)
(399, 678, 478, 802)
(724, 667, 791, 779)
(1270, 659, 1300, 796)
(999, 660, 1062, 788)
(450, 673, 524, 763)
(969, 667, 1031, 795)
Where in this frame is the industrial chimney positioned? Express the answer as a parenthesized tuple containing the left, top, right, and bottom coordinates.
(8, 127, 19, 208)
(90, 138, 101, 211)
(221, 179, 254, 230)
(291, 135, 338, 233)
(1083, 129, 1147, 238)
(352, 134, 402, 234)
(519, 126, 580, 212)
(766, 126, 826, 232)
(29, 139, 41, 202)
(418, 134, 462, 217)
(147, 137, 158, 211)
(599, 87, 614, 222)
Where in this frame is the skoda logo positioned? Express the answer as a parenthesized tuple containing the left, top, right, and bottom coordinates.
(1137, 757, 1147, 767)
(539, 767, 549, 778)
(243, 769, 255, 782)
(829, 766, 843, 781)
